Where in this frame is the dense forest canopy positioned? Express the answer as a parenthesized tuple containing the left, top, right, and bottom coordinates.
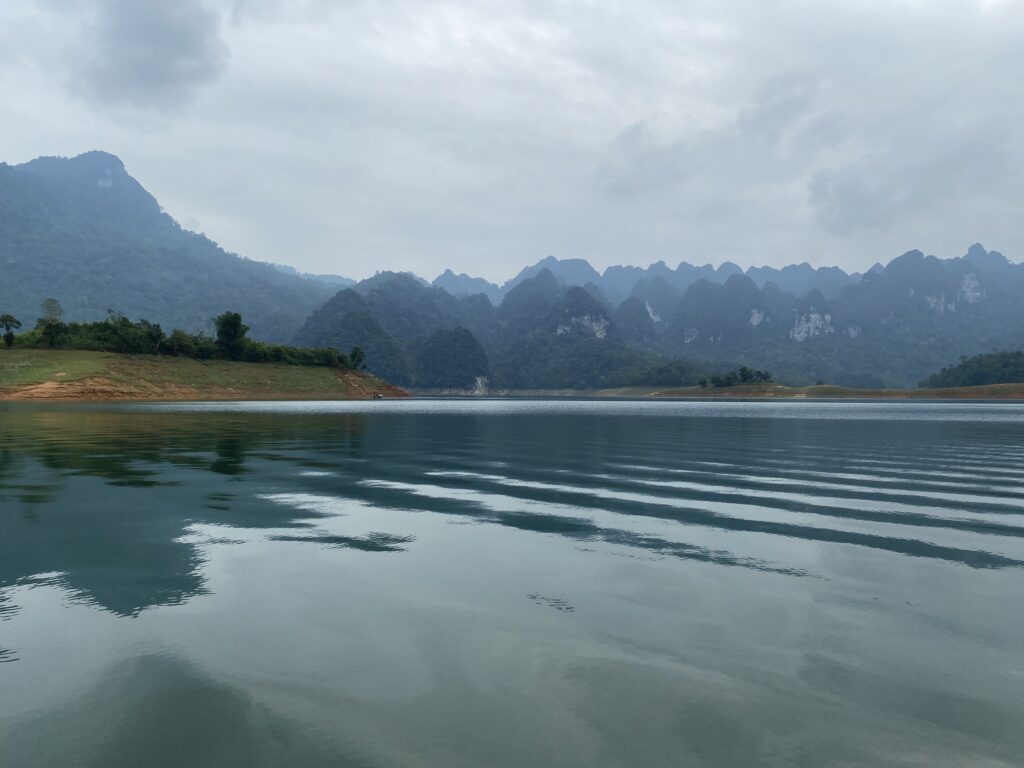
(920, 351, 1024, 388)
(415, 328, 490, 390)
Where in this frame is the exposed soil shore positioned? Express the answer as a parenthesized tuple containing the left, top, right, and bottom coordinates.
(0, 350, 407, 401)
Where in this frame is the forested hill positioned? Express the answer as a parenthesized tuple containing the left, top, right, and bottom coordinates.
(293, 270, 661, 389)
(921, 351, 1024, 388)
(296, 246, 1024, 390)
(0, 152, 334, 341)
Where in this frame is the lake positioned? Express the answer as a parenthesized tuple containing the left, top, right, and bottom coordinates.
(1, 399, 1022, 767)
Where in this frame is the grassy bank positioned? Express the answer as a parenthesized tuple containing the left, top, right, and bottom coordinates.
(0, 350, 407, 401)
(592, 382, 1024, 399)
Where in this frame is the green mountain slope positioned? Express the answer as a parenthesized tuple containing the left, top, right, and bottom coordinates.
(0, 151, 335, 341)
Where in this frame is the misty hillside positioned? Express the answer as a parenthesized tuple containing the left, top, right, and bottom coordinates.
(301, 245, 1024, 389)
(294, 267, 661, 389)
(4, 151, 1023, 389)
(0, 152, 334, 340)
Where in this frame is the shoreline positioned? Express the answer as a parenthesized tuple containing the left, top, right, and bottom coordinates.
(1, 391, 407, 403)
(401, 383, 1024, 401)
(593, 384, 1024, 400)
(4, 351, 1023, 402)
(0, 350, 408, 401)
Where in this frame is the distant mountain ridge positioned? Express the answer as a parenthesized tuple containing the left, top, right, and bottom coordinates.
(302, 243, 1024, 390)
(427, 253, 867, 307)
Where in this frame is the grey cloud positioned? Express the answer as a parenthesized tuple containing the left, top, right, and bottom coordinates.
(0, 0, 1022, 280)
(736, 72, 822, 147)
(808, 120, 1023, 235)
(75, 0, 228, 108)
(597, 71, 830, 203)
(599, 122, 692, 200)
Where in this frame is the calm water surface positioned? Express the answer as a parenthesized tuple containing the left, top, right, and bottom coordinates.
(1, 399, 1023, 767)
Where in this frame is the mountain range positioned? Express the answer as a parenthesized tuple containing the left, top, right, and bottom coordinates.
(296, 244, 1023, 389)
(2, 151, 1022, 389)
(432, 253, 872, 308)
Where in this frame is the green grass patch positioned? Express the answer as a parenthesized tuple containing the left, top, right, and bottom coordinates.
(0, 349, 110, 386)
(0, 350, 399, 399)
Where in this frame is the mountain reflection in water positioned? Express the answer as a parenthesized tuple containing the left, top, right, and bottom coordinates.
(1, 400, 1023, 767)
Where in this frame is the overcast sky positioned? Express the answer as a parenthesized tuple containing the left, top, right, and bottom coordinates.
(1, 0, 1021, 282)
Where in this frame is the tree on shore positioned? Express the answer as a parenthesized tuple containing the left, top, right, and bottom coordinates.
(738, 366, 772, 384)
(708, 367, 773, 387)
(215, 311, 249, 360)
(0, 314, 21, 347)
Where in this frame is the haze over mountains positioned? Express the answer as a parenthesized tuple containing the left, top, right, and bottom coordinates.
(298, 243, 1023, 390)
(2, 152, 1022, 389)
(433, 254, 871, 308)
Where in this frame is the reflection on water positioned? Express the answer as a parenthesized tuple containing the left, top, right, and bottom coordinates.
(1, 400, 1023, 766)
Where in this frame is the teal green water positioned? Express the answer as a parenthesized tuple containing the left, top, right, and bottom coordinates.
(1, 400, 1023, 767)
